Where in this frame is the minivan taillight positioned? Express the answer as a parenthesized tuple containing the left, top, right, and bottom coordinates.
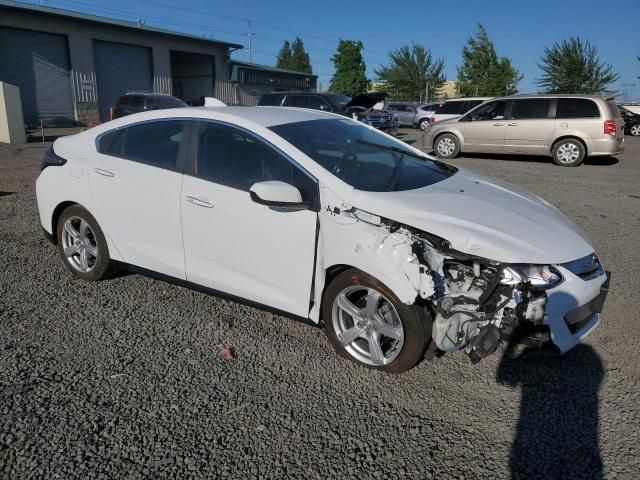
(41, 145, 67, 171)
(604, 120, 616, 136)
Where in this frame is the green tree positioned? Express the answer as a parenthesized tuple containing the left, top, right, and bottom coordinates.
(276, 41, 293, 70)
(374, 44, 445, 101)
(456, 24, 522, 96)
(536, 38, 619, 94)
(329, 40, 368, 96)
(290, 37, 312, 74)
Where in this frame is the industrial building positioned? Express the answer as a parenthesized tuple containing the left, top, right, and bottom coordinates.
(0, 0, 317, 128)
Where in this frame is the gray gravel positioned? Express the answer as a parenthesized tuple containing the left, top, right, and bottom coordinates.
(1, 134, 639, 479)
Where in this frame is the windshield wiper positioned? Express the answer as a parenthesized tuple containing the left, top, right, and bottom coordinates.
(355, 139, 427, 161)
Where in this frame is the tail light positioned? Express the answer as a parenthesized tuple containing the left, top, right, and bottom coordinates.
(604, 120, 616, 135)
(41, 145, 67, 171)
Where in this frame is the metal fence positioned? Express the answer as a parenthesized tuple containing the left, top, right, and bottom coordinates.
(214, 80, 259, 106)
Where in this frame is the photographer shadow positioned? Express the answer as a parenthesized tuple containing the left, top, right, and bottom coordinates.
(497, 340, 604, 479)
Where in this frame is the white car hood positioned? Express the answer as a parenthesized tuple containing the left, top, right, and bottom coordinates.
(352, 168, 594, 264)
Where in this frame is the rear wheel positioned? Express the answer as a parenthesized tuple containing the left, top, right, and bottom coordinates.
(434, 133, 460, 159)
(552, 139, 585, 167)
(419, 119, 430, 131)
(56, 205, 112, 281)
(323, 269, 431, 373)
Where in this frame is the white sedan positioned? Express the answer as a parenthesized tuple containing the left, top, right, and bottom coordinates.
(36, 106, 609, 373)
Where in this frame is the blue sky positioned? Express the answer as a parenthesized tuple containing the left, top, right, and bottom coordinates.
(26, 0, 640, 100)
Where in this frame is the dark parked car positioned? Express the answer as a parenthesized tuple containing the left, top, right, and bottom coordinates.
(620, 107, 640, 136)
(111, 93, 188, 120)
(258, 91, 399, 133)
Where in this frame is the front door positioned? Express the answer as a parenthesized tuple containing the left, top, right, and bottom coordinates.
(89, 119, 188, 278)
(180, 121, 319, 317)
(462, 100, 507, 153)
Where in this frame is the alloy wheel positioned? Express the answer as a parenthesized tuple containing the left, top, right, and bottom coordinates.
(61, 216, 98, 273)
(437, 137, 456, 157)
(631, 125, 640, 136)
(331, 286, 405, 366)
(556, 142, 581, 164)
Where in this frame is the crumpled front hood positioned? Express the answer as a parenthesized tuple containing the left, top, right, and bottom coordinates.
(352, 168, 594, 264)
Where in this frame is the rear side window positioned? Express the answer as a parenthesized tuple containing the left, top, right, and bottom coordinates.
(511, 99, 551, 119)
(195, 122, 317, 202)
(556, 98, 600, 118)
(130, 96, 145, 108)
(438, 101, 465, 115)
(121, 120, 186, 170)
(99, 129, 125, 156)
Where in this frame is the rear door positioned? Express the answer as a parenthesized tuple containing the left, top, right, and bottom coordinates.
(89, 119, 188, 278)
(462, 100, 507, 153)
(504, 98, 554, 154)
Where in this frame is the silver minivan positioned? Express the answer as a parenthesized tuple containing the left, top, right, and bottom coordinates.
(424, 95, 625, 166)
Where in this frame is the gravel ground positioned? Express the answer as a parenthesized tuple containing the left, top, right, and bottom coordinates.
(1, 133, 639, 479)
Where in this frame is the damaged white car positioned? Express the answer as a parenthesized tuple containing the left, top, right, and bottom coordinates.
(36, 107, 610, 373)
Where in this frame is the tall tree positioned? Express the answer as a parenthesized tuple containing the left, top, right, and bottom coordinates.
(329, 40, 368, 96)
(290, 37, 312, 74)
(456, 24, 522, 96)
(536, 38, 619, 94)
(276, 41, 293, 70)
(374, 44, 445, 100)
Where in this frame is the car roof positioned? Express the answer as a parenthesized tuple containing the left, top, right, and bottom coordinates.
(444, 97, 493, 102)
(492, 94, 613, 101)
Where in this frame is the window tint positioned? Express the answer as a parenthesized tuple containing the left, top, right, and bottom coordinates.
(270, 119, 456, 192)
(196, 122, 317, 201)
(130, 96, 145, 108)
(462, 100, 483, 113)
(556, 98, 600, 118)
(117, 96, 130, 106)
(511, 99, 551, 119)
(469, 101, 506, 121)
(158, 96, 188, 108)
(258, 94, 284, 106)
(121, 120, 185, 170)
(306, 96, 332, 111)
(438, 101, 465, 115)
(99, 129, 125, 156)
(145, 97, 156, 107)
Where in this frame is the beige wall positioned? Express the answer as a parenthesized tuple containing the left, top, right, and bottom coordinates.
(0, 82, 26, 144)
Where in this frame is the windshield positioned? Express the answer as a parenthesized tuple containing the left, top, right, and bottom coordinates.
(270, 119, 456, 192)
(324, 93, 351, 110)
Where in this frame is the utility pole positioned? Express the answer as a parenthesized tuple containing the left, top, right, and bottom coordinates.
(248, 20, 253, 63)
(425, 82, 429, 102)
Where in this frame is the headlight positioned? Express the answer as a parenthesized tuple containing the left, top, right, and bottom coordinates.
(501, 265, 563, 289)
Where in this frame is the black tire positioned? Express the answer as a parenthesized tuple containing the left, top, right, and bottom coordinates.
(322, 268, 432, 374)
(419, 118, 430, 131)
(552, 138, 585, 167)
(56, 204, 112, 281)
(433, 133, 461, 159)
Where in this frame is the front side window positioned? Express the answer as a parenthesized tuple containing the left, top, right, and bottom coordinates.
(556, 98, 600, 118)
(510, 99, 551, 119)
(469, 101, 506, 121)
(119, 120, 185, 170)
(270, 119, 456, 192)
(195, 122, 317, 201)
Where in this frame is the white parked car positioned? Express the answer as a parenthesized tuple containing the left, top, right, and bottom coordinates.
(428, 97, 493, 126)
(36, 106, 609, 373)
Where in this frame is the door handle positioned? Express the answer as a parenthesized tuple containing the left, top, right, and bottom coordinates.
(507, 122, 518, 126)
(94, 168, 115, 177)
(493, 123, 504, 126)
(186, 195, 214, 208)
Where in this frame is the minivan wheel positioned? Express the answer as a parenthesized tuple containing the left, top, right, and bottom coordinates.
(323, 269, 431, 373)
(552, 139, 585, 167)
(434, 134, 460, 159)
(631, 125, 640, 136)
(56, 205, 112, 281)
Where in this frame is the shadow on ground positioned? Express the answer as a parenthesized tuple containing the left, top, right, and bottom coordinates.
(461, 152, 619, 167)
(497, 343, 604, 479)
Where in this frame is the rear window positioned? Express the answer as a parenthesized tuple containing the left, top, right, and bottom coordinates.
(606, 100, 621, 119)
(438, 101, 466, 115)
(511, 99, 552, 119)
(556, 98, 600, 118)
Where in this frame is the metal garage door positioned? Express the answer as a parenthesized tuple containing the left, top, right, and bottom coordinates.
(0, 27, 74, 126)
(94, 40, 153, 121)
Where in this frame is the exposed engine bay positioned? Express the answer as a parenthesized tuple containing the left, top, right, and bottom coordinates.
(341, 207, 554, 363)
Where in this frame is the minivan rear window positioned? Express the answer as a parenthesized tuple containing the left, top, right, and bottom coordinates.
(556, 98, 600, 118)
(606, 100, 622, 118)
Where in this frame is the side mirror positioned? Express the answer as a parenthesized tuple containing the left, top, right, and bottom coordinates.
(249, 181, 311, 209)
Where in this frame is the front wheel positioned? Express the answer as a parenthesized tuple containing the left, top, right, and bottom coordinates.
(56, 205, 112, 281)
(434, 133, 460, 159)
(630, 125, 640, 136)
(323, 269, 432, 373)
(552, 139, 585, 166)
